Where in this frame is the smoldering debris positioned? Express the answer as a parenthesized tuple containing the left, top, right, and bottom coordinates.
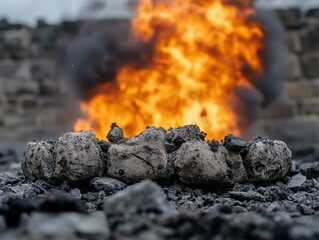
(0, 124, 318, 238)
(21, 125, 292, 185)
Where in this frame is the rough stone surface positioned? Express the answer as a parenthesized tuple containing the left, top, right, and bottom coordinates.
(165, 125, 207, 153)
(26, 212, 109, 238)
(287, 174, 307, 190)
(104, 180, 173, 217)
(107, 127, 167, 183)
(222, 134, 247, 152)
(107, 123, 124, 143)
(174, 141, 247, 185)
(21, 141, 54, 183)
(53, 131, 104, 184)
(243, 138, 293, 182)
(229, 191, 266, 202)
(90, 177, 127, 195)
(300, 52, 319, 78)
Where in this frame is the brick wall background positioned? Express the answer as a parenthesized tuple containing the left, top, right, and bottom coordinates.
(0, 8, 318, 151)
(250, 8, 319, 150)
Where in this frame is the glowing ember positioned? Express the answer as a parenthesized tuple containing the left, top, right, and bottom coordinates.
(74, 0, 264, 140)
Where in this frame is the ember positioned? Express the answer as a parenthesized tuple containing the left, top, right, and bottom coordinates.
(74, 0, 264, 140)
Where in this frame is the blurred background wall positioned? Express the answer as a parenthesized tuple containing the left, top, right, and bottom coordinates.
(0, 0, 318, 152)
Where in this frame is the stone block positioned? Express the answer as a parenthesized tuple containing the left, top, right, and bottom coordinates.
(300, 52, 319, 78)
(262, 100, 297, 119)
(31, 59, 55, 80)
(276, 8, 303, 29)
(287, 80, 319, 98)
(6, 78, 38, 95)
(17, 94, 38, 110)
(286, 54, 302, 80)
(305, 8, 319, 19)
(301, 23, 319, 51)
(250, 116, 319, 148)
(300, 98, 319, 115)
(285, 31, 302, 53)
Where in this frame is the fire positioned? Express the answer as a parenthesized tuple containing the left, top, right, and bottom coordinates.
(74, 0, 264, 140)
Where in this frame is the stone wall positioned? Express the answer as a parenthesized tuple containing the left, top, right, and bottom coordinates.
(0, 8, 319, 150)
(251, 8, 319, 150)
(0, 20, 72, 141)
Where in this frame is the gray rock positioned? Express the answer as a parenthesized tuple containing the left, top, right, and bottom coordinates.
(107, 123, 124, 143)
(222, 134, 247, 152)
(90, 177, 127, 195)
(229, 191, 266, 202)
(174, 141, 247, 185)
(54, 131, 104, 184)
(243, 138, 292, 182)
(21, 141, 55, 182)
(299, 162, 319, 179)
(104, 180, 173, 217)
(107, 127, 167, 183)
(165, 125, 207, 153)
(26, 211, 109, 239)
(70, 188, 81, 199)
(287, 174, 307, 190)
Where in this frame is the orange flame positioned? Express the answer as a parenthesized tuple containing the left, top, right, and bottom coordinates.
(74, 0, 264, 140)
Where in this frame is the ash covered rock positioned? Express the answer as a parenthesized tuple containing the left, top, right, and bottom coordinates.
(54, 131, 104, 184)
(107, 127, 167, 183)
(222, 134, 247, 152)
(21, 141, 54, 183)
(90, 177, 127, 195)
(21, 131, 104, 184)
(287, 173, 307, 190)
(107, 123, 124, 143)
(174, 141, 247, 185)
(165, 125, 207, 153)
(243, 137, 292, 182)
(104, 180, 173, 217)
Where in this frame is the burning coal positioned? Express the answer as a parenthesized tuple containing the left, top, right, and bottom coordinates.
(64, 0, 285, 140)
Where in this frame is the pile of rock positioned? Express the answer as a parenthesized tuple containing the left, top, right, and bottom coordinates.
(21, 124, 293, 186)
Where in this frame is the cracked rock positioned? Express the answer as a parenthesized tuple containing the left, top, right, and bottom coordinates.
(21, 141, 55, 183)
(174, 141, 247, 185)
(104, 180, 173, 217)
(26, 211, 109, 239)
(53, 131, 104, 184)
(243, 138, 292, 182)
(107, 127, 167, 183)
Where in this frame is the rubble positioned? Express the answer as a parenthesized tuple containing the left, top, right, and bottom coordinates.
(165, 125, 207, 153)
(174, 141, 247, 185)
(104, 180, 173, 217)
(107, 127, 167, 183)
(243, 137, 293, 182)
(90, 177, 127, 195)
(3, 145, 319, 240)
(287, 174, 307, 190)
(21, 141, 55, 183)
(222, 134, 247, 152)
(26, 212, 109, 239)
